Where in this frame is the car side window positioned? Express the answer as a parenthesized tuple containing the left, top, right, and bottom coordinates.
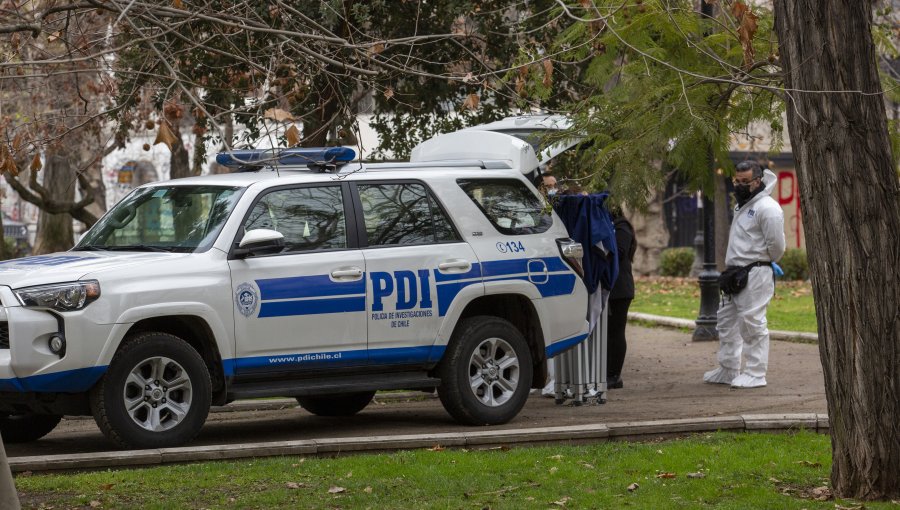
(243, 185, 346, 252)
(357, 183, 459, 247)
(457, 178, 552, 235)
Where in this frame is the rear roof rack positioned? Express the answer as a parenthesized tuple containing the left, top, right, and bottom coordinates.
(215, 147, 356, 172)
(362, 160, 512, 171)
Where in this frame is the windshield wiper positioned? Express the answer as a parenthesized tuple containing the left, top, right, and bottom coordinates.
(72, 245, 111, 251)
(103, 245, 178, 252)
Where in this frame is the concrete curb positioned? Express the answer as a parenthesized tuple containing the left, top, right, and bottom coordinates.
(628, 312, 819, 342)
(8, 413, 829, 473)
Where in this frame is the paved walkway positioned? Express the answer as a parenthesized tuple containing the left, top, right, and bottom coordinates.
(5, 324, 828, 471)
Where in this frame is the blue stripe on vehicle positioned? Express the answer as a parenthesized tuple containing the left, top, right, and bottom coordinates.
(481, 257, 569, 278)
(258, 296, 366, 318)
(368, 345, 446, 365)
(228, 345, 445, 373)
(232, 348, 368, 371)
(482, 273, 577, 298)
(481, 259, 529, 278)
(0, 365, 107, 393)
(436, 280, 481, 317)
(545, 333, 589, 358)
(256, 274, 366, 300)
(542, 257, 570, 272)
(432, 263, 482, 283)
(0, 255, 88, 267)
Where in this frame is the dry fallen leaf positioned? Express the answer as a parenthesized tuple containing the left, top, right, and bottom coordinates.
(552, 496, 571, 507)
(286, 482, 304, 489)
(687, 472, 706, 479)
(363, 486, 373, 494)
(30, 154, 42, 173)
(328, 486, 346, 494)
(383, 86, 394, 99)
(542, 59, 553, 88)
(795, 460, 822, 468)
(100, 483, 114, 490)
(153, 121, 179, 151)
(428, 445, 445, 451)
(89, 501, 101, 508)
(264, 108, 294, 122)
(285, 124, 300, 147)
(656, 472, 676, 479)
(461, 92, 480, 111)
(810, 486, 832, 501)
(627, 482, 639, 492)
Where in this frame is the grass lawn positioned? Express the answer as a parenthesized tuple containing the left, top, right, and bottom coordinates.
(632, 277, 817, 334)
(15, 431, 893, 510)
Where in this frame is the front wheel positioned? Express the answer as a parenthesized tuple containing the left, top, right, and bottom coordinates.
(296, 391, 375, 417)
(90, 332, 211, 449)
(438, 316, 533, 425)
(0, 413, 62, 443)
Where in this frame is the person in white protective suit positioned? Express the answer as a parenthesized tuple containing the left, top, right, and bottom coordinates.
(704, 160, 785, 389)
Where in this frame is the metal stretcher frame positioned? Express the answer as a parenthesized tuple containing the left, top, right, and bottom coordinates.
(552, 291, 608, 405)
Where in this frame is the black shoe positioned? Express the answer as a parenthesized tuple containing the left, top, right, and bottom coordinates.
(607, 375, 623, 389)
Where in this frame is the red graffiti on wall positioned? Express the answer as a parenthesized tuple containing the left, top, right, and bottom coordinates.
(776, 171, 803, 248)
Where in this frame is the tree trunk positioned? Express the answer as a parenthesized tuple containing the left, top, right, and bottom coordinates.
(168, 137, 191, 180)
(773, 1, 900, 500)
(32, 149, 75, 254)
(0, 434, 20, 510)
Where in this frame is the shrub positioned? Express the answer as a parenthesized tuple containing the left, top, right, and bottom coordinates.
(779, 248, 809, 280)
(659, 247, 695, 277)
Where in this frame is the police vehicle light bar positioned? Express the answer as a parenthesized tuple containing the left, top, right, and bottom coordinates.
(216, 147, 357, 169)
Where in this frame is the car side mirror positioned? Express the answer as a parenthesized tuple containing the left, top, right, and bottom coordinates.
(234, 229, 285, 258)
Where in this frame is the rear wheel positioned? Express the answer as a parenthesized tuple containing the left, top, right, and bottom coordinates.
(90, 332, 211, 449)
(296, 391, 375, 417)
(0, 413, 62, 443)
(438, 316, 533, 425)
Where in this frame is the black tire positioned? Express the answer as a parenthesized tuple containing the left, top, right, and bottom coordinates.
(296, 391, 375, 417)
(0, 413, 62, 443)
(90, 332, 211, 449)
(437, 316, 533, 425)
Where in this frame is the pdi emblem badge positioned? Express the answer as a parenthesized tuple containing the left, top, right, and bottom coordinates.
(235, 282, 259, 317)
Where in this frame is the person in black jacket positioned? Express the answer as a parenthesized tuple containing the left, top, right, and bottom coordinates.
(607, 212, 636, 389)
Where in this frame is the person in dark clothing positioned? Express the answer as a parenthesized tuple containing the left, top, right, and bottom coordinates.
(607, 212, 636, 389)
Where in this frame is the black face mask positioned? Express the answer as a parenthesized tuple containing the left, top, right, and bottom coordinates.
(734, 184, 753, 203)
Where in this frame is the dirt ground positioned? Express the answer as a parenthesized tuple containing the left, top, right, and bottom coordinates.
(6, 325, 827, 458)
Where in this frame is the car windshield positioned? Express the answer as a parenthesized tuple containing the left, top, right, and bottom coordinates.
(75, 185, 244, 253)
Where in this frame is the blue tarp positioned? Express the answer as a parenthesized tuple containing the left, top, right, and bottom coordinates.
(553, 193, 619, 294)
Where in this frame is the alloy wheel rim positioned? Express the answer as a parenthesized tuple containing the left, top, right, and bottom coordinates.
(123, 356, 193, 432)
(467, 337, 520, 407)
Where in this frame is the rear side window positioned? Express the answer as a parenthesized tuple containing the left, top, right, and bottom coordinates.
(457, 179, 552, 235)
(358, 183, 460, 247)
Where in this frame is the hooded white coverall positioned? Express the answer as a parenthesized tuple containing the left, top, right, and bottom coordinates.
(708, 169, 785, 387)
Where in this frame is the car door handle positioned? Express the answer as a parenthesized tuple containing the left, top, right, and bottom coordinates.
(438, 259, 471, 272)
(331, 267, 363, 279)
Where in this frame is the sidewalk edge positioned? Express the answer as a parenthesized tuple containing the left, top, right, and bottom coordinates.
(628, 312, 819, 342)
(8, 414, 829, 473)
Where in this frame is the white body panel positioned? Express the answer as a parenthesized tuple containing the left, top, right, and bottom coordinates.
(0, 132, 590, 400)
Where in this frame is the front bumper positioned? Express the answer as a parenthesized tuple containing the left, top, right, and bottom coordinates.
(0, 286, 111, 393)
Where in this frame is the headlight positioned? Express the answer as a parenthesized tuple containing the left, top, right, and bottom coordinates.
(15, 280, 101, 311)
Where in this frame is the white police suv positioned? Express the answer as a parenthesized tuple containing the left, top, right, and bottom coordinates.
(0, 131, 589, 449)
